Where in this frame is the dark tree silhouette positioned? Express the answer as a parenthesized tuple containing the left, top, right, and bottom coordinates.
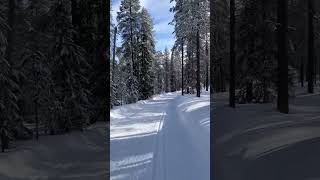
(308, 0, 314, 93)
(277, 0, 289, 113)
(229, 0, 236, 108)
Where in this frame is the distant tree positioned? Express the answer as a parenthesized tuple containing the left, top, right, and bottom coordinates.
(170, 48, 177, 92)
(164, 48, 170, 93)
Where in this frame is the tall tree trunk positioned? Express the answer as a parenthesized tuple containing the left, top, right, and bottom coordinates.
(229, 0, 236, 107)
(112, 27, 117, 82)
(170, 48, 175, 92)
(277, 0, 289, 113)
(308, 0, 314, 93)
(6, 0, 15, 64)
(100, 0, 109, 120)
(111, 26, 117, 108)
(300, 57, 304, 87)
(206, 39, 209, 91)
(129, 1, 135, 77)
(71, 0, 80, 42)
(181, 40, 184, 95)
(196, 30, 201, 97)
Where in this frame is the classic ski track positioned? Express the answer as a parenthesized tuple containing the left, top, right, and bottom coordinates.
(151, 96, 174, 180)
(151, 112, 165, 180)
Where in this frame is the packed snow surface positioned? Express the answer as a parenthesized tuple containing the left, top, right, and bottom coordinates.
(110, 91, 210, 180)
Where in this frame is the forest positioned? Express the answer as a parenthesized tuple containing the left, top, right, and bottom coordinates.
(110, 0, 210, 108)
(110, 0, 210, 179)
(212, 0, 320, 112)
(0, 0, 108, 153)
(212, 0, 320, 179)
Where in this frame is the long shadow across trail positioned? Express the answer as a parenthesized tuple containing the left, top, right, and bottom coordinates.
(110, 93, 177, 180)
(213, 92, 320, 180)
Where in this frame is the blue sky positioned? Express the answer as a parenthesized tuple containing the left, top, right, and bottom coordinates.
(111, 0, 175, 52)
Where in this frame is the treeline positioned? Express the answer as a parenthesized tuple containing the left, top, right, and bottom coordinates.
(111, 0, 210, 107)
(111, 0, 156, 106)
(170, 0, 210, 96)
(0, 0, 108, 152)
(212, 0, 320, 112)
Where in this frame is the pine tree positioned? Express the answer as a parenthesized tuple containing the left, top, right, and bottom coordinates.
(138, 8, 155, 100)
(117, 0, 141, 104)
(164, 48, 170, 93)
(170, 48, 177, 92)
(0, 2, 21, 151)
(50, 0, 90, 131)
(153, 51, 164, 94)
(171, 0, 209, 96)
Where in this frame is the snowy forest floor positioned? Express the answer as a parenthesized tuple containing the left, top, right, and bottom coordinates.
(213, 84, 320, 180)
(0, 122, 108, 180)
(110, 91, 210, 180)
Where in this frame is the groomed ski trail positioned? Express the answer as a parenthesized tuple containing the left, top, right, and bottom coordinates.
(110, 92, 210, 180)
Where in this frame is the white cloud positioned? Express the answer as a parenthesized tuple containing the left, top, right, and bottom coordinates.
(154, 20, 174, 34)
(156, 38, 175, 52)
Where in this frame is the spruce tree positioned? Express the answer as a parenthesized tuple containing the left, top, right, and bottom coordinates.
(164, 48, 170, 93)
(117, 0, 141, 104)
(50, 0, 90, 131)
(170, 48, 177, 92)
(0, 3, 21, 151)
(138, 8, 155, 100)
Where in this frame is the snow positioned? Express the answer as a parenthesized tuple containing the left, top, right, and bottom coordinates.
(0, 122, 108, 180)
(110, 91, 210, 180)
(213, 85, 320, 179)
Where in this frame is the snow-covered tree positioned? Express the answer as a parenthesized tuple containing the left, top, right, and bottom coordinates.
(50, 0, 90, 131)
(153, 51, 165, 94)
(117, 0, 141, 104)
(170, 48, 177, 92)
(164, 48, 170, 93)
(137, 8, 155, 100)
(170, 0, 209, 95)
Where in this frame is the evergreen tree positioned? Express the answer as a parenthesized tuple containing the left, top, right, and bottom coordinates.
(50, 0, 90, 131)
(170, 48, 177, 92)
(164, 48, 170, 93)
(0, 2, 22, 151)
(153, 51, 164, 94)
(117, 0, 141, 104)
(138, 8, 155, 100)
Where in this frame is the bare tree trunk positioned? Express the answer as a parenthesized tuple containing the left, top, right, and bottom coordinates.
(300, 57, 304, 87)
(277, 0, 289, 113)
(6, 0, 15, 64)
(181, 40, 184, 96)
(308, 0, 314, 93)
(101, 0, 109, 120)
(229, 0, 236, 107)
(196, 30, 201, 97)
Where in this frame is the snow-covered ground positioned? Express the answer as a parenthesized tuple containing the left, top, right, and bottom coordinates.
(0, 122, 108, 180)
(213, 85, 320, 180)
(110, 91, 210, 180)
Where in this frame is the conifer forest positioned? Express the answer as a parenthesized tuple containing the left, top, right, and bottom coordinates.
(0, 0, 108, 179)
(110, 0, 210, 179)
(213, 0, 320, 179)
